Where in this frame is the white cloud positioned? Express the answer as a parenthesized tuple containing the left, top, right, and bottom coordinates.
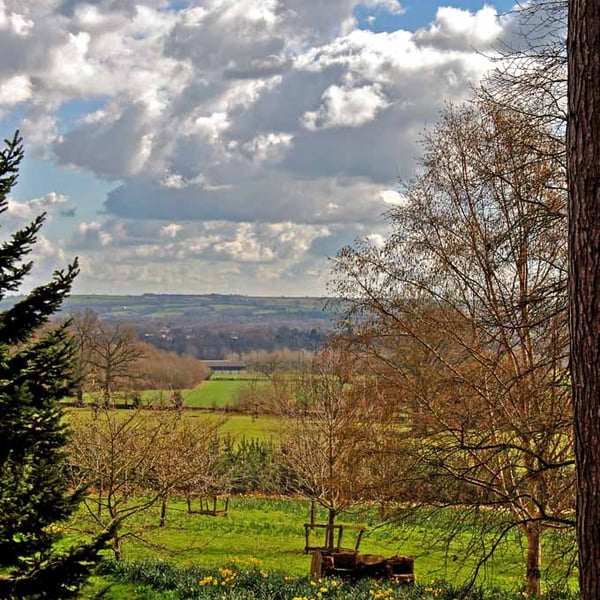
(364, 0, 405, 14)
(72, 221, 114, 249)
(5, 192, 69, 222)
(414, 5, 508, 50)
(0, 74, 31, 106)
(302, 83, 389, 130)
(0, 2, 33, 37)
(0, 0, 527, 294)
(160, 223, 183, 238)
(379, 189, 406, 206)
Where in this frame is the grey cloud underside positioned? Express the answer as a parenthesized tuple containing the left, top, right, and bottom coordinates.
(104, 177, 388, 225)
(55, 103, 150, 180)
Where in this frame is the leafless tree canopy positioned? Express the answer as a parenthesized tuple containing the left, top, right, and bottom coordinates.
(331, 94, 573, 595)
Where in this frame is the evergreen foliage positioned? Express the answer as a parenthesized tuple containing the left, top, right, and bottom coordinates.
(0, 131, 107, 598)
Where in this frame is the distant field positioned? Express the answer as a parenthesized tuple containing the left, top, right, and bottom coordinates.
(65, 407, 280, 442)
(138, 379, 264, 409)
(64, 376, 267, 410)
(189, 379, 267, 408)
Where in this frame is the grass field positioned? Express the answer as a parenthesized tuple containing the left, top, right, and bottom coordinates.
(75, 496, 575, 596)
(183, 380, 266, 409)
(67, 376, 266, 410)
(185, 412, 280, 440)
(65, 406, 280, 441)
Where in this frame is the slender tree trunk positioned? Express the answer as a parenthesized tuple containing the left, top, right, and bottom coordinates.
(568, 2, 600, 597)
(112, 535, 122, 562)
(103, 384, 111, 408)
(159, 496, 168, 527)
(97, 477, 103, 517)
(327, 508, 336, 549)
(524, 524, 542, 597)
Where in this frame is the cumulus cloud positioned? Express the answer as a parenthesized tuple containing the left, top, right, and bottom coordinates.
(0, 74, 32, 107)
(5, 192, 70, 224)
(302, 83, 390, 130)
(0, 0, 526, 294)
(414, 5, 508, 50)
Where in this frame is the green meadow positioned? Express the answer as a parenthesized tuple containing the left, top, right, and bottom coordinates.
(77, 496, 576, 599)
(184, 412, 280, 440)
(67, 375, 266, 410)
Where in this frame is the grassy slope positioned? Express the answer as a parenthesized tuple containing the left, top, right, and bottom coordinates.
(79, 496, 572, 590)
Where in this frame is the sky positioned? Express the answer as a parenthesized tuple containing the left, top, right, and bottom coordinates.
(0, 0, 523, 296)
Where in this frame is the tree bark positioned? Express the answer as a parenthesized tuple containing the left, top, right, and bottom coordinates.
(523, 523, 542, 597)
(159, 497, 168, 527)
(327, 509, 336, 549)
(568, 1, 600, 597)
(112, 535, 122, 562)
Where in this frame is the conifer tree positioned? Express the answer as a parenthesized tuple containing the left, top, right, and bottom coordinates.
(0, 131, 108, 598)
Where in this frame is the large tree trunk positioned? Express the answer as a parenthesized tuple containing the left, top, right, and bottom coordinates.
(567, 2, 600, 598)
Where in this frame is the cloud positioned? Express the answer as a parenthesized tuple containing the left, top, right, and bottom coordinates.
(5, 192, 69, 222)
(159, 223, 183, 238)
(64, 216, 339, 294)
(54, 102, 156, 178)
(0, 0, 526, 294)
(104, 176, 392, 225)
(0, 74, 32, 107)
(414, 5, 508, 50)
(302, 83, 390, 130)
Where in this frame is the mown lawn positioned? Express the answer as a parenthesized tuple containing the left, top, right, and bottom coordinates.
(75, 496, 576, 596)
(63, 377, 266, 410)
(181, 380, 266, 409)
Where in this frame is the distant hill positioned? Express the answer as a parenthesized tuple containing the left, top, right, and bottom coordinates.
(1, 294, 342, 358)
(1, 293, 338, 326)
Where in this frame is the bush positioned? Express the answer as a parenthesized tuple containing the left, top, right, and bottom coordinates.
(219, 436, 292, 494)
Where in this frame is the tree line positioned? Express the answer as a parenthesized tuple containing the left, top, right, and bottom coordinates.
(139, 322, 326, 359)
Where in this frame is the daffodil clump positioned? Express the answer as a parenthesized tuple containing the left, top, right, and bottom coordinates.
(100, 559, 579, 600)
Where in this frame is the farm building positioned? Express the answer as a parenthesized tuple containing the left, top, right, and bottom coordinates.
(203, 360, 247, 375)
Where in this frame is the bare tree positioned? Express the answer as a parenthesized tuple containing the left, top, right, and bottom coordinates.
(567, 1, 600, 597)
(332, 96, 574, 594)
(484, 0, 567, 136)
(67, 408, 225, 558)
(275, 351, 397, 548)
(67, 407, 170, 560)
(237, 349, 313, 379)
(149, 417, 226, 527)
(69, 308, 98, 405)
(70, 312, 145, 407)
(136, 342, 210, 391)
